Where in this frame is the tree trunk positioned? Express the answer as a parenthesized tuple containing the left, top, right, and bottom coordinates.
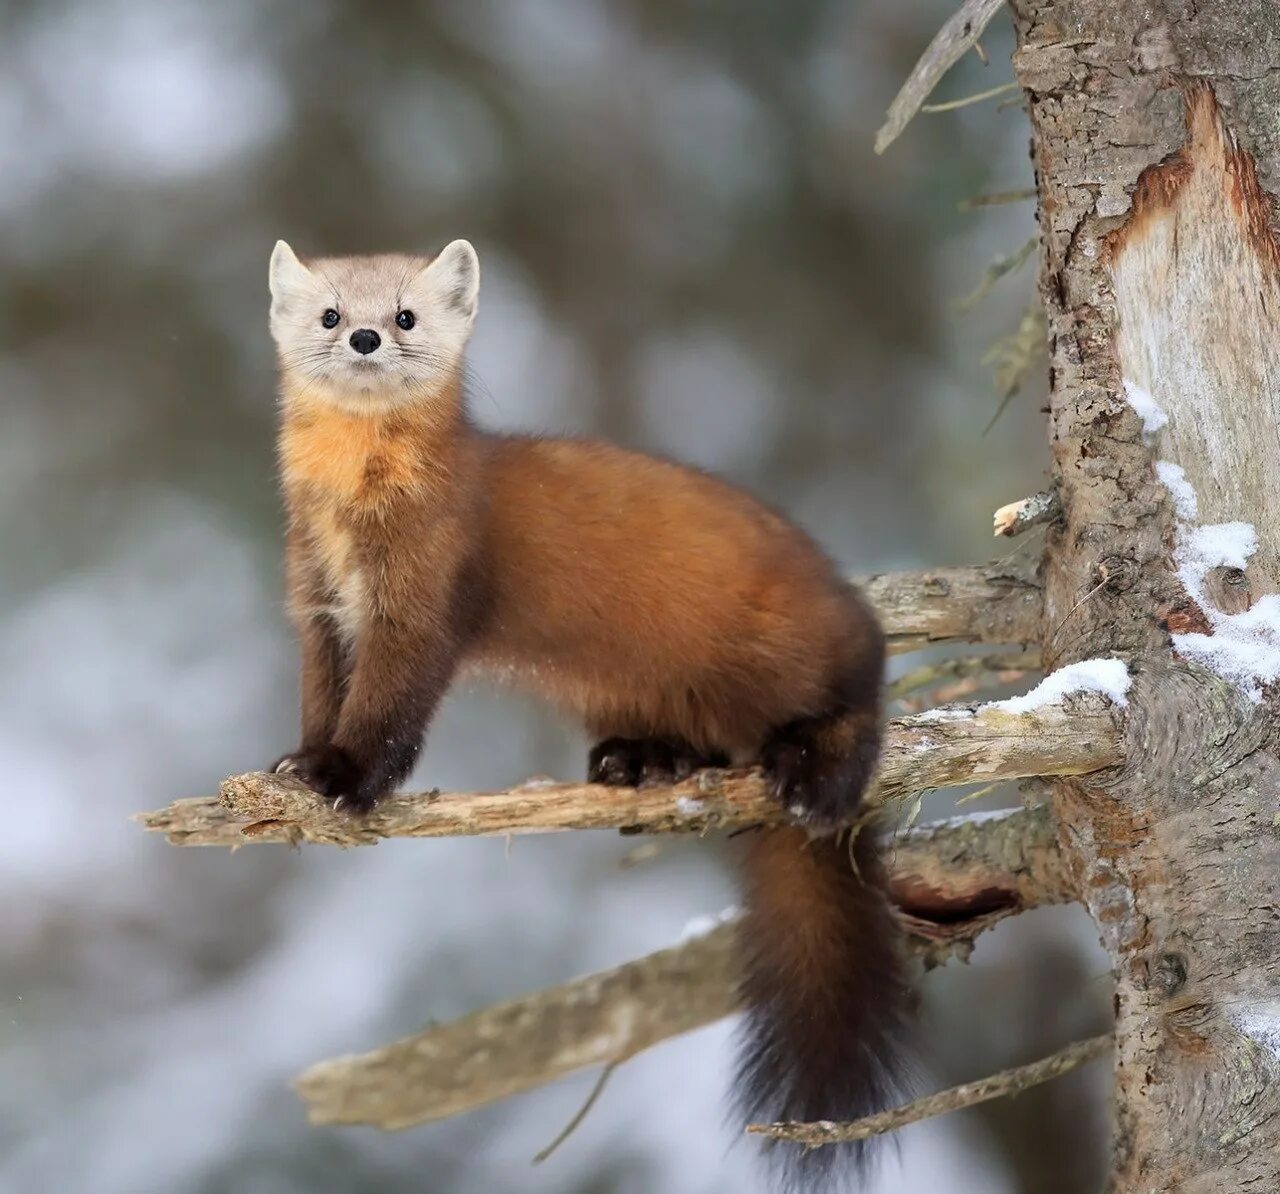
(1010, 1, 1280, 1188)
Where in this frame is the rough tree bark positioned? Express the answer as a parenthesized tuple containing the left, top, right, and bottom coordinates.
(1010, 2, 1280, 1189)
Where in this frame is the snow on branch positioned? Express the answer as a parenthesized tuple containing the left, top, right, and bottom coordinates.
(138, 698, 1122, 850)
(293, 806, 1074, 1129)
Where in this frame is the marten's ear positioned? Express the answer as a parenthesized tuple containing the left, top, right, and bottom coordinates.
(420, 239, 480, 328)
(269, 239, 313, 302)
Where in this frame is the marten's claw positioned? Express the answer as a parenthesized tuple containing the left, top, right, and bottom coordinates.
(587, 738, 642, 786)
(269, 746, 374, 814)
(588, 738, 730, 787)
(762, 727, 876, 829)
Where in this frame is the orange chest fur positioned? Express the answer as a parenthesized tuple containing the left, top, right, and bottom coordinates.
(279, 409, 425, 513)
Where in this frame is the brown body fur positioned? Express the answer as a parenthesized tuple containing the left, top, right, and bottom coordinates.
(272, 273, 908, 1189)
(277, 373, 884, 795)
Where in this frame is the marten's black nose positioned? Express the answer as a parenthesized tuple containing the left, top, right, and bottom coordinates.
(349, 329, 381, 355)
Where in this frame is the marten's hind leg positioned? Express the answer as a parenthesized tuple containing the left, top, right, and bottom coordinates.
(588, 737, 730, 787)
(763, 707, 880, 825)
(762, 647, 883, 826)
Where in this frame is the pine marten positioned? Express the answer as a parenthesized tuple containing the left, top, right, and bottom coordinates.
(267, 238, 910, 1189)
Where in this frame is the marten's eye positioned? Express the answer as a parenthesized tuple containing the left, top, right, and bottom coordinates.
(395, 310, 416, 331)
(321, 308, 340, 329)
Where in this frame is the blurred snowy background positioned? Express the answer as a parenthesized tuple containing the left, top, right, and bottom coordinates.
(0, 1, 1112, 1191)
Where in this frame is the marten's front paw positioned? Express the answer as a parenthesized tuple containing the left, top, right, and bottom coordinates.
(272, 746, 373, 813)
(588, 738, 729, 786)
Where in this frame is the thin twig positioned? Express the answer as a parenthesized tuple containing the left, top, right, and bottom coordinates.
(532, 1059, 623, 1163)
(747, 1035, 1112, 1146)
(983, 303, 1048, 434)
(956, 236, 1038, 313)
(875, 0, 1007, 154)
(922, 80, 1021, 113)
(955, 781, 1004, 806)
(1046, 575, 1110, 648)
(958, 188, 1038, 211)
(992, 522, 1051, 569)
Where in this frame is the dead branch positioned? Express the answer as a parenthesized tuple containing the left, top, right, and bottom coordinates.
(921, 79, 1021, 114)
(958, 188, 1037, 211)
(983, 302, 1048, 433)
(748, 1034, 1112, 1145)
(956, 236, 1038, 313)
(138, 698, 1121, 849)
(875, 0, 1006, 155)
(887, 649, 1040, 707)
(861, 562, 1043, 654)
(993, 489, 1062, 538)
(293, 807, 1072, 1129)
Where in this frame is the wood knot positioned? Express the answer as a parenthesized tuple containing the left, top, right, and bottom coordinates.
(1154, 951, 1188, 997)
(1098, 556, 1137, 594)
(1201, 565, 1255, 616)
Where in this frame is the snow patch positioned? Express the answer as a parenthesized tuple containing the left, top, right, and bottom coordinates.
(1123, 379, 1168, 438)
(919, 807, 1022, 831)
(1229, 1000, 1280, 1061)
(674, 796, 705, 816)
(1179, 521, 1256, 574)
(1168, 519, 1280, 703)
(1155, 461, 1198, 522)
(679, 905, 740, 942)
(1171, 596, 1280, 702)
(914, 707, 972, 723)
(987, 659, 1131, 713)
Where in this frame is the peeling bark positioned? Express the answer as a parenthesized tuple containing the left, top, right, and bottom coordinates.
(1010, 2, 1280, 1187)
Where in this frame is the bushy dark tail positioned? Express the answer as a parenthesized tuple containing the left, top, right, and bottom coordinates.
(735, 821, 912, 1191)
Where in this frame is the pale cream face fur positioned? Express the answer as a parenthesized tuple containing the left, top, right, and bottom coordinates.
(268, 239, 479, 411)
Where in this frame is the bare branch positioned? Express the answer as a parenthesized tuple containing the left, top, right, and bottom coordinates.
(293, 807, 1073, 1129)
(957, 188, 1037, 211)
(888, 650, 1040, 707)
(748, 1034, 1112, 1145)
(956, 236, 1038, 313)
(861, 563, 1043, 654)
(875, 0, 1007, 155)
(921, 79, 1020, 114)
(138, 699, 1121, 849)
(982, 302, 1048, 434)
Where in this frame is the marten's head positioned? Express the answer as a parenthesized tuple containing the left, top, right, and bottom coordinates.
(268, 240, 479, 411)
